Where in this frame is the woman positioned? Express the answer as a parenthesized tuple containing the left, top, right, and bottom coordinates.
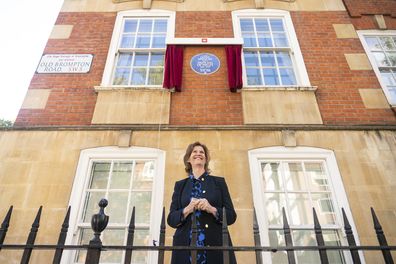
(167, 142, 237, 264)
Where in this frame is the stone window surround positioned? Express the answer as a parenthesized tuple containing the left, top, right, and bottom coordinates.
(232, 9, 311, 89)
(357, 30, 396, 107)
(247, 146, 363, 263)
(63, 146, 166, 264)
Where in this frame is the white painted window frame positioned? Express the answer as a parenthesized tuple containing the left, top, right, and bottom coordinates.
(357, 30, 396, 106)
(248, 146, 364, 263)
(62, 146, 166, 264)
(232, 9, 311, 88)
(101, 9, 175, 88)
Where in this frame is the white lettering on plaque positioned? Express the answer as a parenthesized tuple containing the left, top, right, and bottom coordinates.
(36, 54, 93, 74)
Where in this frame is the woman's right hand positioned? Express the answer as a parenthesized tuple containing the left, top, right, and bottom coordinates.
(182, 198, 199, 218)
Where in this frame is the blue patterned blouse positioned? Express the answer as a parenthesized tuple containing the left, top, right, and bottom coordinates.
(189, 172, 207, 264)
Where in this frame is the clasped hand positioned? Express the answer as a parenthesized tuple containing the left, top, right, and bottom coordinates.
(183, 198, 217, 217)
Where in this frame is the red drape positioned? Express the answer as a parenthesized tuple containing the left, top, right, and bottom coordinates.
(163, 45, 184, 92)
(225, 45, 243, 92)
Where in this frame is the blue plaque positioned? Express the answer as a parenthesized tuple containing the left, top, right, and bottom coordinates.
(190, 53, 220, 75)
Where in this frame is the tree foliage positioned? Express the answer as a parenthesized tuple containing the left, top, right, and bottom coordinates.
(0, 119, 13, 127)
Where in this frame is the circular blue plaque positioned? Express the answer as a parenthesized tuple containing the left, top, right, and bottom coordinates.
(190, 53, 220, 75)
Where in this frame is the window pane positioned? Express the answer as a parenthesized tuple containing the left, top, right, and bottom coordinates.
(387, 52, 396, 66)
(276, 52, 293, 66)
(246, 68, 262, 85)
(154, 19, 167, 32)
(131, 68, 147, 85)
(255, 18, 269, 32)
(76, 228, 93, 263)
(150, 53, 164, 66)
(152, 34, 166, 48)
(133, 161, 154, 189)
(292, 230, 320, 263)
(263, 68, 280, 85)
(273, 32, 289, 47)
(120, 35, 135, 48)
(148, 68, 164, 85)
(269, 230, 288, 264)
(89, 162, 110, 189)
(280, 68, 297, 85)
(379, 36, 396, 51)
(258, 32, 273, 47)
(138, 20, 152, 32)
(261, 162, 283, 191)
(240, 18, 254, 32)
(101, 229, 125, 263)
(365, 36, 381, 50)
(132, 229, 150, 263)
(110, 162, 133, 189)
(312, 193, 337, 225)
(288, 193, 311, 225)
(130, 191, 152, 224)
(265, 193, 286, 225)
(305, 163, 329, 191)
(284, 162, 306, 191)
(82, 191, 106, 222)
(373, 52, 389, 66)
(134, 53, 149, 66)
(242, 33, 257, 47)
(136, 34, 151, 48)
(124, 20, 137, 33)
(323, 230, 345, 263)
(117, 54, 133, 67)
(113, 68, 130, 85)
(261, 52, 276, 67)
(380, 69, 396, 86)
(107, 192, 129, 224)
(270, 19, 285, 31)
(244, 52, 260, 67)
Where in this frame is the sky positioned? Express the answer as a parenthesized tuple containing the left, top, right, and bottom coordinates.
(0, 0, 64, 121)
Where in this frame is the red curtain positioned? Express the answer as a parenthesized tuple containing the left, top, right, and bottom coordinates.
(225, 45, 243, 92)
(163, 45, 184, 92)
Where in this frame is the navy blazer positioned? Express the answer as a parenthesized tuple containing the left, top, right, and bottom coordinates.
(167, 175, 237, 264)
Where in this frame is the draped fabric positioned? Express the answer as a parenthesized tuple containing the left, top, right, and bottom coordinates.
(225, 45, 243, 92)
(189, 173, 207, 264)
(163, 45, 184, 92)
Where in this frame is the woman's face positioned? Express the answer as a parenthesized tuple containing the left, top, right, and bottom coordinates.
(188, 145, 206, 168)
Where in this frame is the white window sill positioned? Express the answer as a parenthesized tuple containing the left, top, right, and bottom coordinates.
(94, 86, 173, 92)
(241, 86, 317, 92)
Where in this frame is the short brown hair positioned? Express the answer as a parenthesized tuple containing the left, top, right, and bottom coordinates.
(183, 142, 211, 174)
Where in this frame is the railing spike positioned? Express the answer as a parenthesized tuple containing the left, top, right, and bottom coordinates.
(190, 209, 197, 264)
(53, 206, 71, 264)
(21, 206, 43, 264)
(222, 207, 230, 264)
(341, 208, 361, 263)
(282, 207, 296, 264)
(313, 208, 329, 264)
(252, 209, 263, 264)
(124, 206, 136, 264)
(157, 207, 166, 264)
(371, 207, 394, 264)
(0, 206, 13, 248)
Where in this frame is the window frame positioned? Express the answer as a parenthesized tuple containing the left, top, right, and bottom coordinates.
(247, 146, 363, 263)
(357, 30, 396, 106)
(63, 146, 166, 264)
(101, 10, 175, 88)
(232, 9, 311, 88)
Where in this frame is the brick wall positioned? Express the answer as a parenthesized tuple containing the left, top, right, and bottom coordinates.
(292, 11, 396, 125)
(175, 11, 233, 38)
(170, 46, 243, 125)
(15, 12, 116, 126)
(343, 0, 396, 17)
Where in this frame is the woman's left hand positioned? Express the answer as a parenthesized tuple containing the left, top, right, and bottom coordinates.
(197, 198, 217, 216)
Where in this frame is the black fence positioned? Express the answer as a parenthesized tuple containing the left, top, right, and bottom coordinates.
(0, 198, 395, 264)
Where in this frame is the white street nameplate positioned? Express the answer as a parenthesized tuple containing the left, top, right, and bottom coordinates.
(36, 54, 93, 74)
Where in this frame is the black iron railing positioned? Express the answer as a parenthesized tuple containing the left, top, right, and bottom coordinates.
(0, 199, 395, 264)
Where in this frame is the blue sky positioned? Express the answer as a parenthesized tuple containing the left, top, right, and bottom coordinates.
(0, 0, 63, 121)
